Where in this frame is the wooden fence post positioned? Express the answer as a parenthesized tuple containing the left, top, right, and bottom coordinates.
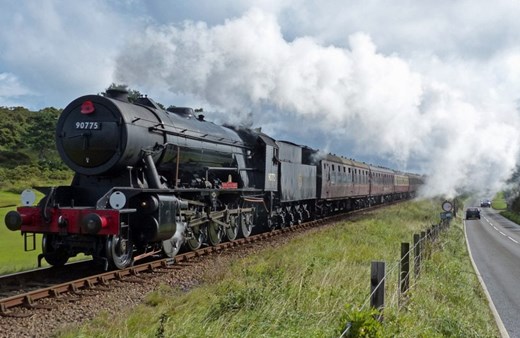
(400, 242, 410, 295)
(420, 231, 426, 260)
(413, 234, 421, 277)
(370, 261, 386, 312)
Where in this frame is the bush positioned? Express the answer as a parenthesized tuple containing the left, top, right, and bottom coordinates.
(0, 165, 73, 192)
(337, 306, 382, 337)
(0, 150, 33, 168)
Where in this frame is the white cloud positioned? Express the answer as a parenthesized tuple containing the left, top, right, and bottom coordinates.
(0, 0, 143, 108)
(0, 73, 32, 106)
(1, 1, 519, 198)
(114, 7, 520, 197)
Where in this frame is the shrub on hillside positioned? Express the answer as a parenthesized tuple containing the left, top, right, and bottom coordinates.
(0, 150, 33, 168)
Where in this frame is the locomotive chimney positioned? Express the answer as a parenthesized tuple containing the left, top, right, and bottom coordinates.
(105, 88, 129, 102)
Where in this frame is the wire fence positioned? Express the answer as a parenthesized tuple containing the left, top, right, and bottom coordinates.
(339, 216, 452, 338)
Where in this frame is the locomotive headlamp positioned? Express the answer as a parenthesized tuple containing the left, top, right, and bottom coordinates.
(138, 195, 159, 213)
(109, 191, 126, 210)
(80, 100, 95, 114)
(21, 189, 36, 206)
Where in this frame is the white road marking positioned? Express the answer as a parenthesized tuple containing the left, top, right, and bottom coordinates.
(483, 212, 520, 246)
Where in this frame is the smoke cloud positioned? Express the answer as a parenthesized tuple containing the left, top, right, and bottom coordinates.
(115, 8, 520, 198)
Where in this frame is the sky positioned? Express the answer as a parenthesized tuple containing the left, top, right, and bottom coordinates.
(1, 0, 520, 198)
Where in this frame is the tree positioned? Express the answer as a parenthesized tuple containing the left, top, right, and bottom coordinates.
(24, 107, 61, 160)
(505, 165, 520, 211)
(0, 106, 31, 150)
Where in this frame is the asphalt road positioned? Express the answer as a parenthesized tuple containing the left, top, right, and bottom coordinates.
(465, 206, 520, 338)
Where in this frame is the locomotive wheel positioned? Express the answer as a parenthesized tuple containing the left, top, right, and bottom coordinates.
(240, 212, 253, 238)
(207, 221, 223, 246)
(225, 215, 238, 241)
(105, 235, 133, 269)
(42, 234, 69, 267)
(186, 226, 203, 251)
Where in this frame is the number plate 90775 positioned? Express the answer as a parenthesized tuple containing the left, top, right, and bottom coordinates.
(75, 121, 101, 130)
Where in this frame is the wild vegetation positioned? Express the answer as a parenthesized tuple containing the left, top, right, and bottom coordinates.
(0, 105, 72, 272)
(56, 199, 499, 337)
(0, 106, 72, 192)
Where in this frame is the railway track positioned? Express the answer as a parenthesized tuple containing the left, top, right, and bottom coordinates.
(0, 215, 344, 317)
(0, 198, 399, 320)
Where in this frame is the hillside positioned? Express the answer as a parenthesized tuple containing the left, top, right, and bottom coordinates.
(0, 106, 72, 192)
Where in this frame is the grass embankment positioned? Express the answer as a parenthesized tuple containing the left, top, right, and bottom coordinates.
(492, 192, 507, 210)
(492, 191, 520, 224)
(57, 199, 499, 337)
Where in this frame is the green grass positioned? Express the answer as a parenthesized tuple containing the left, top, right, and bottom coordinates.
(56, 199, 498, 338)
(492, 192, 507, 210)
(0, 190, 46, 273)
(381, 220, 497, 337)
(499, 210, 520, 225)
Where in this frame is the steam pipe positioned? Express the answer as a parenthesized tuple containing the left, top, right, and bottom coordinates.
(143, 153, 162, 189)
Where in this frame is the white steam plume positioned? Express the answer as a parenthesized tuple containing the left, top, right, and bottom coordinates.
(115, 8, 520, 198)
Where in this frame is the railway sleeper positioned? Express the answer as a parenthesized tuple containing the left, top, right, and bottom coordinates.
(118, 276, 147, 284)
(70, 290, 101, 297)
(23, 298, 55, 311)
(0, 309, 33, 318)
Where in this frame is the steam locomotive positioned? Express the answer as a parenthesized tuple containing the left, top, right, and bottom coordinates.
(5, 89, 423, 270)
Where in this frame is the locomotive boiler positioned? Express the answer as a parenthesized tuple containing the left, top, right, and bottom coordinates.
(5, 89, 423, 270)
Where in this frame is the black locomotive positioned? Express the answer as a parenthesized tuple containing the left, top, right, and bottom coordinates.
(5, 89, 422, 269)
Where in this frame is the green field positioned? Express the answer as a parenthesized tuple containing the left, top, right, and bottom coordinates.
(0, 191, 45, 274)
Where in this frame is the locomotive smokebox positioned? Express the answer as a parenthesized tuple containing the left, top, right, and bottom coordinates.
(55, 94, 165, 176)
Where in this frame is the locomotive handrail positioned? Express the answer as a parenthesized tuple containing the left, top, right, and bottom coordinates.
(148, 125, 251, 149)
(205, 167, 239, 171)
